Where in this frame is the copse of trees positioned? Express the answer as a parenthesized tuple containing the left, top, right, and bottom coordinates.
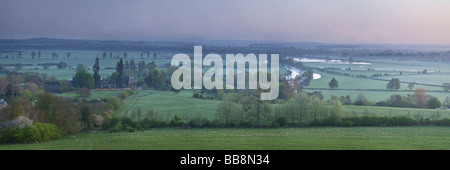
(216, 91, 272, 127)
(375, 91, 442, 109)
(57, 61, 68, 69)
(215, 91, 345, 127)
(386, 78, 400, 90)
(279, 78, 302, 99)
(376, 94, 415, 108)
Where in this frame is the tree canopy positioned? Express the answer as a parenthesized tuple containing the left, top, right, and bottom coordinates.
(328, 77, 339, 89)
(73, 70, 95, 89)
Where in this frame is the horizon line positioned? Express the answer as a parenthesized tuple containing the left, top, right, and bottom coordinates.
(1, 36, 450, 46)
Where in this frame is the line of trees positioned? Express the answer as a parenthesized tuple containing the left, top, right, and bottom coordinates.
(375, 88, 442, 109)
(213, 91, 346, 127)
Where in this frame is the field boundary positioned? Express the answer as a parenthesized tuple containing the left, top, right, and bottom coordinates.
(304, 88, 450, 93)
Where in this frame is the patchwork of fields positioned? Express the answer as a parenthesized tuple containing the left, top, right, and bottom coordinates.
(2, 49, 450, 150)
(302, 57, 450, 102)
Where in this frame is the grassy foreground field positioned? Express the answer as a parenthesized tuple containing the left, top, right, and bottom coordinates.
(0, 127, 449, 150)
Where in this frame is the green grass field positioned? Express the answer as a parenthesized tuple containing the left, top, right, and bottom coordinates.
(54, 89, 127, 99)
(0, 127, 448, 150)
(114, 90, 220, 119)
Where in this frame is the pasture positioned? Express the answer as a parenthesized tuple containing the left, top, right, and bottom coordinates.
(0, 127, 448, 150)
(113, 90, 220, 120)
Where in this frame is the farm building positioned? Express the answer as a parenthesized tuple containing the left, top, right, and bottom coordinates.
(99, 79, 118, 89)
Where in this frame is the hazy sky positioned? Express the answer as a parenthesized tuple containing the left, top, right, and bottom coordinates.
(1, 0, 450, 44)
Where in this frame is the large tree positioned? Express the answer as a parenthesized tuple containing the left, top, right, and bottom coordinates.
(116, 58, 124, 88)
(442, 83, 450, 92)
(387, 78, 400, 90)
(328, 77, 339, 89)
(75, 64, 88, 72)
(138, 61, 146, 76)
(125, 60, 130, 70)
(151, 67, 162, 89)
(35, 93, 81, 134)
(414, 88, 427, 108)
(130, 59, 137, 71)
(408, 82, 415, 91)
(93, 57, 101, 88)
(427, 97, 441, 109)
(73, 70, 95, 89)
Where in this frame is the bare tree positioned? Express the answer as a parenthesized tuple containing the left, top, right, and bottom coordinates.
(414, 88, 427, 108)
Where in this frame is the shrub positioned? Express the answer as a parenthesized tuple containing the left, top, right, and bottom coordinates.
(119, 91, 129, 99)
(109, 122, 122, 133)
(342, 120, 354, 127)
(35, 123, 62, 141)
(273, 122, 280, 128)
(169, 115, 185, 127)
(139, 118, 168, 129)
(341, 116, 416, 127)
(106, 97, 121, 110)
(125, 125, 135, 132)
(121, 117, 138, 128)
(274, 117, 287, 127)
(0, 123, 61, 144)
(127, 90, 133, 96)
(432, 118, 450, 126)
